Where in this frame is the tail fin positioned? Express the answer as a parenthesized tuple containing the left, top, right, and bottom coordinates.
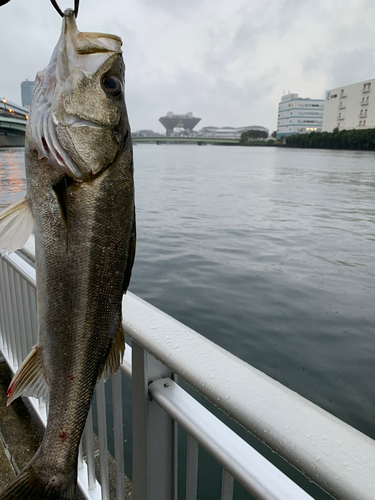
(0, 463, 77, 500)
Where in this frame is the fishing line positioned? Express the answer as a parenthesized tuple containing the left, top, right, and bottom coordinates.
(50, 0, 79, 18)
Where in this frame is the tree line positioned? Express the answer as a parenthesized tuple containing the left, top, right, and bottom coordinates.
(285, 127, 375, 150)
(240, 130, 268, 143)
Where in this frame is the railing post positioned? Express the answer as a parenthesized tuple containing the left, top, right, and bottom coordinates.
(132, 341, 177, 500)
(221, 470, 234, 500)
(111, 370, 125, 500)
(186, 435, 199, 500)
(96, 378, 110, 500)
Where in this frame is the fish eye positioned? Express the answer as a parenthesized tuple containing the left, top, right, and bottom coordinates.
(101, 75, 122, 97)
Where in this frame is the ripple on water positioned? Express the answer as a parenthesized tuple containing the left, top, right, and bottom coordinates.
(0, 147, 26, 209)
(1, 145, 375, 448)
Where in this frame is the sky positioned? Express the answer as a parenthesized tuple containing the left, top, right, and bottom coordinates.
(1, 0, 375, 133)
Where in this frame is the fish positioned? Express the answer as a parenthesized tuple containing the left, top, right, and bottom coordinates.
(0, 7, 135, 499)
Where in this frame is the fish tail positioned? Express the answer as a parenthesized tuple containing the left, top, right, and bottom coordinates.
(0, 461, 77, 500)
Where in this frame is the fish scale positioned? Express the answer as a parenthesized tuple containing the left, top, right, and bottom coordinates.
(0, 9, 135, 500)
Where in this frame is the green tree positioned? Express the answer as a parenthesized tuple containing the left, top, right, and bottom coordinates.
(285, 128, 375, 150)
(240, 130, 268, 143)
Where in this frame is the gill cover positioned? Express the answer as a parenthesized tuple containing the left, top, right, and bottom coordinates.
(29, 9, 126, 180)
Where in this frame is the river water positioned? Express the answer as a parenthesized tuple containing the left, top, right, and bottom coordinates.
(0, 144, 374, 499)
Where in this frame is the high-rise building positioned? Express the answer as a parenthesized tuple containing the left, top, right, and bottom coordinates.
(322, 79, 374, 132)
(20, 80, 35, 109)
(276, 93, 324, 139)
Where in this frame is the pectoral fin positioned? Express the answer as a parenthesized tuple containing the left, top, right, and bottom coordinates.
(7, 345, 49, 406)
(0, 197, 33, 254)
(100, 316, 125, 381)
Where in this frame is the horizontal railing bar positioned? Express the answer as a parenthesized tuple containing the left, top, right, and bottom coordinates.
(149, 377, 314, 500)
(18, 235, 36, 264)
(2, 250, 36, 287)
(120, 292, 375, 500)
(121, 344, 132, 378)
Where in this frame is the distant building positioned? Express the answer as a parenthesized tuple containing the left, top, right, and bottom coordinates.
(159, 112, 201, 136)
(132, 129, 163, 137)
(20, 80, 35, 109)
(199, 125, 268, 139)
(323, 79, 375, 132)
(276, 93, 324, 139)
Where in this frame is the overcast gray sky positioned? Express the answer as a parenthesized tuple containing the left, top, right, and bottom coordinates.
(1, 0, 375, 133)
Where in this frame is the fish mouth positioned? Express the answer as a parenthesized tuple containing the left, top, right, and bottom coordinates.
(64, 8, 122, 59)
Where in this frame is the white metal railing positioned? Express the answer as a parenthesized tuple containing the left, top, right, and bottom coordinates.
(0, 234, 375, 500)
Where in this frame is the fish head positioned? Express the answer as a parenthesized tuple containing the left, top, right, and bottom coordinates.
(29, 9, 129, 181)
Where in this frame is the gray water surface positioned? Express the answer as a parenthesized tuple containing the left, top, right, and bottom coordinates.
(1, 144, 374, 498)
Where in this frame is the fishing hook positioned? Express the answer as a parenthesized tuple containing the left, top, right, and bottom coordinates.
(50, 0, 79, 18)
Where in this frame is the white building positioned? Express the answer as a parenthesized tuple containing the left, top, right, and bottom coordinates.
(276, 93, 324, 139)
(322, 79, 374, 132)
(199, 125, 269, 139)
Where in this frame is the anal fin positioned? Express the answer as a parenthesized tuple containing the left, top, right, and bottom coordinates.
(100, 316, 125, 381)
(7, 345, 49, 406)
(0, 197, 33, 254)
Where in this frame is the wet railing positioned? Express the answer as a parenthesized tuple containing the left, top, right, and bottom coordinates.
(0, 235, 374, 500)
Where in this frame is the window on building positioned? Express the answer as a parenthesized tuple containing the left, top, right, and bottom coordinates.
(366, 96, 369, 103)
(362, 97, 365, 103)
(364, 120, 366, 126)
(359, 121, 362, 126)
(369, 83, 371, 90)
(341, 89, 344, 95)
(365, 109, 368, 115)
(338, 123, 340, 128)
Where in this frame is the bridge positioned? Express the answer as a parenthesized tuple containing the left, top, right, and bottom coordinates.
(0, 98, 28, 147)
(133, 136, 240, 145)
